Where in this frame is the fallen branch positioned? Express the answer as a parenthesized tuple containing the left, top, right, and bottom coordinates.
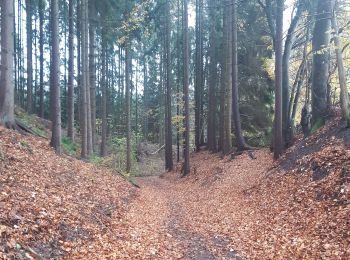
(149, 144, 165, 155)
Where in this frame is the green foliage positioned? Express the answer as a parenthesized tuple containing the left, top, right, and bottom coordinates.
(110, 132, 142, 176)
(62, 136, 78, 156)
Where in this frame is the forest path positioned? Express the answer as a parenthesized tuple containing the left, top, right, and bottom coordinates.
(124, 175, 241, 259)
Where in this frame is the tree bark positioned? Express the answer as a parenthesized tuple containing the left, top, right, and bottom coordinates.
(89, 0, 97, 148)
(100, 29, 107, 157)
(273, 0, 284, 159)
(165, 0, 173, 171)
(183, 0, 190, 176)
(50, 0, 62, 154)
(312, 0, 333, 127)
(67, 0, 75, 141)
(194, 0, 203, 151)
(26, 0, 33, 113)
(80, 0, 88, 158)
(126, 45, 132, 173)
(331, 9, 350, 127)
(0, 0, 16, 128)
(222, 0, 232, 155)
(232, 0, 248, 151)
(282, 0, 303, 145)
(207, 0, 218, 152)
(39, 0, 45, 118)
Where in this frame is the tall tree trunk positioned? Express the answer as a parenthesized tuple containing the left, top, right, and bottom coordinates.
(0, 0, 16, 128)
(194, 0, 203, 151)
(100, 30, 107, 157)
(273, 0, 284, 159)
(126, 45, 132, 173)
(207, 0, 217, 152)
(89, 0, 97, 148)
(331, 9, 350, 127)
(39, 0, 45, 118)
(80, 0, 88, 158)
(84, 0, 93, 156)
(182, 0, 190, 176)
(221, 0, 232, 155)
(232, 0, 248, 151)
(165, 0, 173, 171)
(282, 0, 303, 145)
(312, 0, 333, 128)
(67, 0, 75, 140)
(26, 0, 33, 113)
(50, 0, 62, 154)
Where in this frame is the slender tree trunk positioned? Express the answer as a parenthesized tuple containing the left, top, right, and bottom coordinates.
(67, 0, 75, 140)
(101, 30, 107, 157)
(183, 0, 190, 176)
(0, 0, 16, 128)
(273, 0, 283, 159)
(221, 0, 232, 155)
(207, 0, 217, 152)
(232, 0, 248, 151)
(165, 0, 173, 171)
(26, 0, 33, 113)
(194, 0, 203, 151)
(331, 11, 350, 127)
(50, 0, 62, 154)
(80, 0, 88, 158)
(312, 0, 333, 127)
(39, 0, 45, 118)
(85, 1, 93, 156)
(282, 1, 303, 145)
(126, 45, 132, 173)
(89, 0, 97, 148)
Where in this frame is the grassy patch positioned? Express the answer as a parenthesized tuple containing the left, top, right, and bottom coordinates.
(62, 136, 78, 156)
(16, 111, 48, 138)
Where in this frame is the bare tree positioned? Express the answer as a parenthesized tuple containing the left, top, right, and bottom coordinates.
(67, 0, 75, 141)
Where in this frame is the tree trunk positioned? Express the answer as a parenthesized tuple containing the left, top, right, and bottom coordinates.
(165, 0, 173, 171)
(80, 0, 88, 158)
(232, 0, 248, 151)
(89, 0, 97, 148)
(39, 0, 45, 118)
(85, 0, 93, 156)
(67, 0, 75, 141)
(194, 0, 203, 151)
(273, 0, 283, 159)
(207, 0, 218, 152)
(100, 30, 107, 157)
(50, 0, 62, 154)
(126, 45, 132, 173)
(0, 0, 16, 128)
(312, 0, 333, 128)
(183, 0, 190, 176)
(222, 0, 232, 155)
(26, 0, 33, 113)
(282, 1, 303, 145)
(331, 10, 350, 127)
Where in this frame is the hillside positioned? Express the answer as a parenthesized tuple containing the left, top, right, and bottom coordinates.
(0, 115, 349, 259)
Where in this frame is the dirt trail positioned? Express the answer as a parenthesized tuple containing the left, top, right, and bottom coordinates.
(124, 174, 244, 259)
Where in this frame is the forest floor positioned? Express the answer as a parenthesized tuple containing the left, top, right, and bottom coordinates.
(0, 114, 349, 259)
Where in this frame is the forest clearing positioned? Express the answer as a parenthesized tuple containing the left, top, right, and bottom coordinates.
(1, 0, 350, 258)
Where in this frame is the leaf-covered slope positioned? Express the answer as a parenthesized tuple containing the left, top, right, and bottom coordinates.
(0, 127, 135, 259)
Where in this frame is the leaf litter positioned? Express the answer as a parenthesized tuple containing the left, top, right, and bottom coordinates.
(0, 114, 349, 259)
